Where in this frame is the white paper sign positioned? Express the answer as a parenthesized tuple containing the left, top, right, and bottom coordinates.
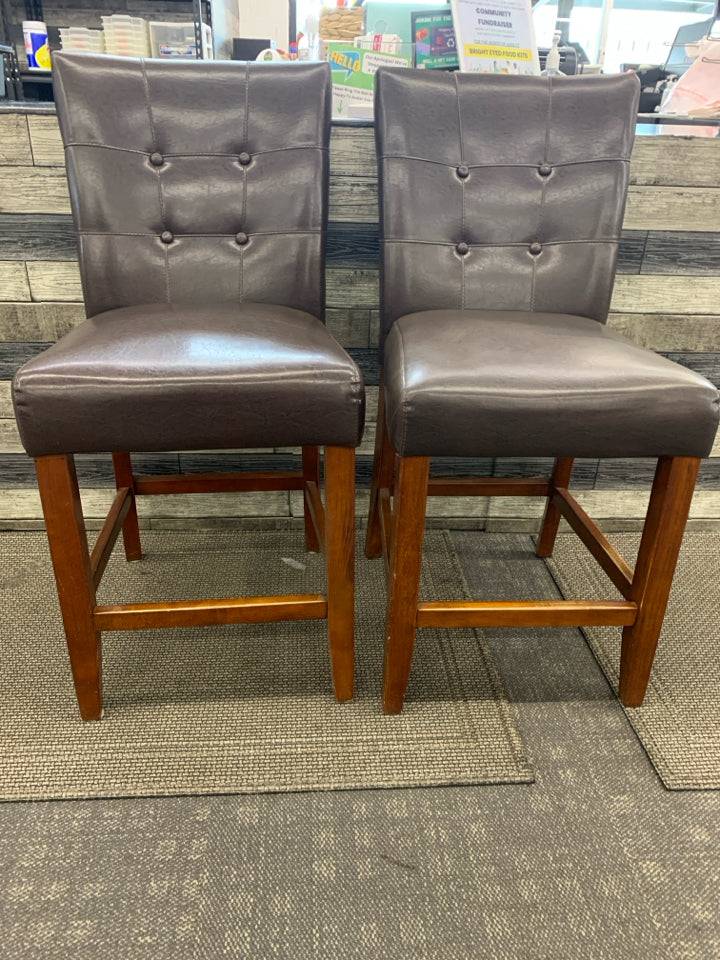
(450, 0, 540, 75)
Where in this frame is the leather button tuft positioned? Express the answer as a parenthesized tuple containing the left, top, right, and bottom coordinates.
(529, 241, 543, 255)
(235, 232, 249, 245)
(538, 163, 552, 177)
(238, 152, 252, 166)
(456, 164, 470, 179)
(456, 242, 470, 256)
(160, 230, 174, 244)
(150, 152, 164, 166)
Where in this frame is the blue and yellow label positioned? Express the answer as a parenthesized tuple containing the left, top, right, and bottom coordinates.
(26, 31, 51, 70)
(328, 47, 362, 81)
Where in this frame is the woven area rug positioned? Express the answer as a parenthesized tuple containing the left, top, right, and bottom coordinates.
(547, 532, 720, 790)
(0, 529, 532, 801)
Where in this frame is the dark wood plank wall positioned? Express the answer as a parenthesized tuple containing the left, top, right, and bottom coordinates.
(1, 113, 719, 528)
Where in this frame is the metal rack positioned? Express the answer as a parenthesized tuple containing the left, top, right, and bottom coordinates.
(193, 0, 210, 59)
(0, 42, 23, 99)
(24, 0, 43, 22)
(0, 0, 22, 98)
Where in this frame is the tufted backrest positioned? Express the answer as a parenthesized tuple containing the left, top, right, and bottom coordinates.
(374, 69, 640, 343)
(52, 53, 332, 319)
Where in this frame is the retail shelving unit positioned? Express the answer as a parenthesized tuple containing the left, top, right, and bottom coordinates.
(0, 0, 23, 99)
(1, 0, 215, 101)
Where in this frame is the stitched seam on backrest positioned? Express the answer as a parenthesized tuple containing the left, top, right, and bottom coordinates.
(454, 73, 466, 311)
(380, 154, 630, 168)
(243, 61, 250, 152)
(76, 229, 321, 239)
(77, 232, 91, 318)
(140, 58, 171, 304)
(62, 143, 322, 157)
(531, 78, 554, 311)
(396, 322, 408, 454)
(239, 62, 251, 303)
(381, 238, 620, 248)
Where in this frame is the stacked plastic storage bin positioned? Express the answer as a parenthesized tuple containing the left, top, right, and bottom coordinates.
(101, 15, 151, 57)
(148, 21, 213, 59)
(58, 27, 105, 53)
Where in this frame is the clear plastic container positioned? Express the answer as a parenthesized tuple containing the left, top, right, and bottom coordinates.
(104, 31, 149, 45)
(104, 25, 147, 37)
(101, 15, 146, 28)
(60, 40, 106, 52)
(59, 27, 105, 52)
(148, 21, 213, 59)
(101, 15, 149, 55)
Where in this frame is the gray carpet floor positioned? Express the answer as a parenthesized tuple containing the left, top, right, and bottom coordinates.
(0, 530, 531, 800)
(548, 531, 720, 789)
(1, 530, 719, 959)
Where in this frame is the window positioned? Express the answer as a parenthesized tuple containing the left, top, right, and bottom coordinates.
(532, 0, 716, 72)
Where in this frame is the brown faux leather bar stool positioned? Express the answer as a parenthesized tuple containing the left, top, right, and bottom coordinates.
(367, 69, 719, 714)
(12, 54, 365, 720)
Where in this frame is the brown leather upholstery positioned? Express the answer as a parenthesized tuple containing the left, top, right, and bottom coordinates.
(368, 69, 720, 716)
(11, 54, 363, 721)
(13, 54, 364, 457)
(376, 71, 640, 339)
(384, 310, 719, 458)
(14, 303, 363, 456)
(57, 54, 329, 319)
(375, 70, 718, 459)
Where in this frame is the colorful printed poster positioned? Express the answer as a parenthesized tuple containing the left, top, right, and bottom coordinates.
(449, 0, 540, 75)
(327, 43, 412, 119)
(412, 9, 459, 70)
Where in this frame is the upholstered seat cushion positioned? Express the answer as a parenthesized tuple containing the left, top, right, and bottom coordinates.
(13, 302, 365, 457)
(383, 310, 719, 459)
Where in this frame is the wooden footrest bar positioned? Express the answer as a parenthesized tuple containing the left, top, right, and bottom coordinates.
(427, 477, 550, 497)
(90, 486, 132, 588)
(94, 594, 328, 631)
(552, 488, 634, 599)
(379, 487, 393, 573)
(303, 481, 326, 550)
(134, 470, 305, 495)
(416, 599, 637, 628)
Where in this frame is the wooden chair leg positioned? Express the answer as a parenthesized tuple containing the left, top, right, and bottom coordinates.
(302, 446, 322, 553)
(366, 373, 396, 559)
(324, 445, 356, 702)
(619, 455, 700, 707)
(35, 454, 103, 721)
(111, 452, 142, 561)
(382, 455, 430, 714)
(536, 457, 575, 557)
